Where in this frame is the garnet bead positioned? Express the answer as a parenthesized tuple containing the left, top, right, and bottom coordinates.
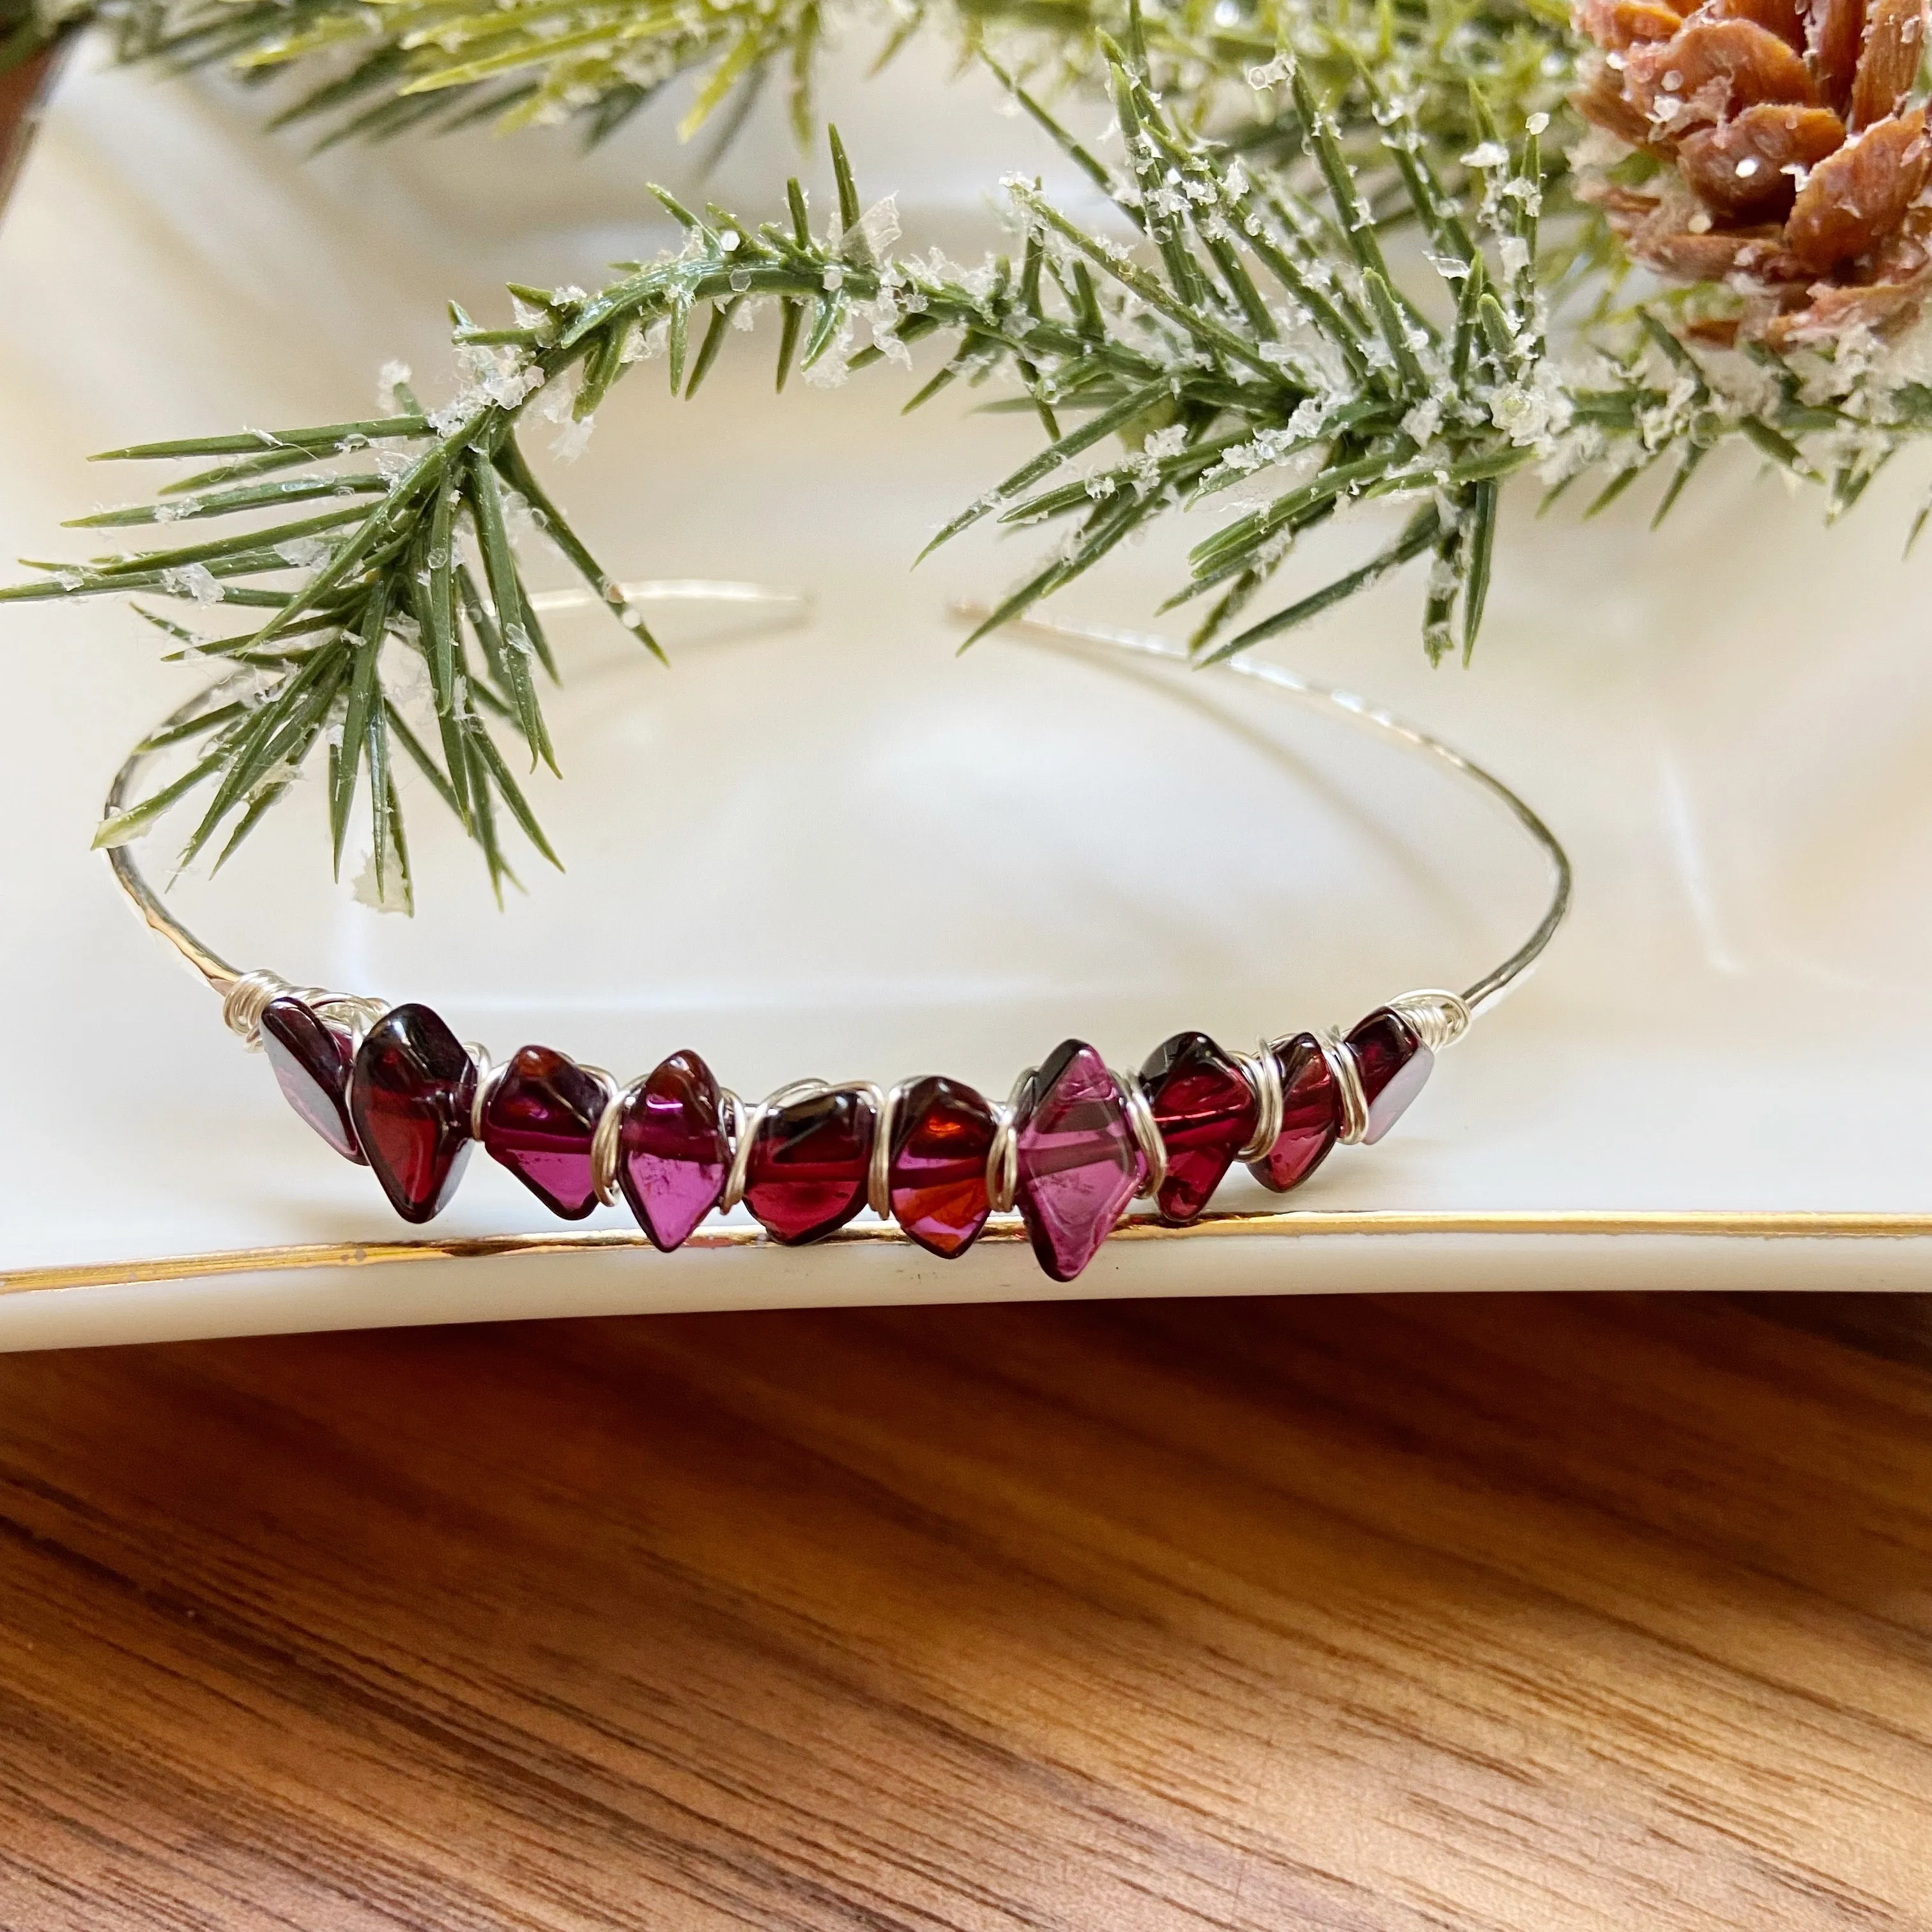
(888, 1075, 995, 1259)
(1347, 1008, 1433, 1144)
(617, 1050, 730, 1252)
(1248, 1032, 1342, 1194)
(1013, 1040, 1146, 1283)
(259, 996, 364, 1163)
(480, 1044, 607, 1221)
(1138, 1031, 1257, 1224)
(744, 1087, 877, 1246)
(348, 1002, 477, 1224)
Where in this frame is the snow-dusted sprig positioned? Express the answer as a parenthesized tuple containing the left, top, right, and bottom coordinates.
(8, 123, 1358, 885)
(964, 43, 1564, 666)
(5, 42, 1598, 905)
(19, 24, 1926, 900)
(1545, 312, 1932, 542)
(102, 0, 1575, 158)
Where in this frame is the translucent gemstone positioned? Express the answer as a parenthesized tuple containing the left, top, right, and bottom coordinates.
(1347, 1008, 1434, 1144)
(744, 1087, 877, 1245)
(1248, 1032, 1342, 1193)
(618, 1050, 729, 1252)
(259, 995, 364, 1163)
(888, 1075, 995, 1259)
(347, 1002, 476, 1224)
(1013, 1040, 1146, 1283)
(1138, 1031, 1258, 1225)
(480, 1044, 606, 1221)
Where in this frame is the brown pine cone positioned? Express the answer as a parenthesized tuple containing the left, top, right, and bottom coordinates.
(1573, 0, 1932, 348)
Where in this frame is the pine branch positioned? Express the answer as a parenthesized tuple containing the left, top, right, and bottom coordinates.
(104, 0, 1575, 159)
(20, 42, 1931, 900)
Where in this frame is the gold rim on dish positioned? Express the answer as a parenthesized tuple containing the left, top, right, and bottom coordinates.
(8, 1208, 1932, 1300)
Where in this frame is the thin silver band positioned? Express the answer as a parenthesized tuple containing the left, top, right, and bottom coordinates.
(961, 607, 1571, 1020)
(102, 589, 1570, 1176)
(101, 579, 813, 1011)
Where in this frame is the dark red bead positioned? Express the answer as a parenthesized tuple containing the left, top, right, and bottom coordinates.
(348, 1002, 476, 1224)
(744, 1087, 877, 1246)
(1139, 1031, 1257, 1224)
(888, 1076, 995, 1259)
(480, 1044, 606, 1221)
(618, 1050, 729, 1252)
(1347, 1008, 1433, 1144)
(1013, 1040, 1146, 1283)
(1248, 1032, 1341, 1193)
(259, 995, 364, 1163)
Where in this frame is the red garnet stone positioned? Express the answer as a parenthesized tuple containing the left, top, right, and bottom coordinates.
(259, 995, 364, 1163)
(744, 1087, 877, 1246)
(480, 1044, 607, 1220)
(1138, 1031, 1257, 1224)
(1248, 1032, 1342, 1194)
(617, 1050, 730, 1252)
(1347, 1008, 1433, 1144)
(888, 1075, 996, 1259)
(1013, 1040, 1146, 1283)
(348, 1002, 477, 1224)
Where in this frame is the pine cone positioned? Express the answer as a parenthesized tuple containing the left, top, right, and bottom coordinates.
(1573, 0, 1932, 348)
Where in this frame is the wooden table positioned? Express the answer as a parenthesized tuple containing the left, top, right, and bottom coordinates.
(1, 1291, 1928, 1929)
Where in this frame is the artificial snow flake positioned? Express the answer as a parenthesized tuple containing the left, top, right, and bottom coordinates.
(161, 563, 224, 605)
(550, 417, 594, 461)
(351, 847, 410, 915)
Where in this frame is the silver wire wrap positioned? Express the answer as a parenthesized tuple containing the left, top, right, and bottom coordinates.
(1318, 1030, 1371, 1146)
(219, 970, 387, 1051)
(1234, 1040, 1286, 1163)
(219, 969, 294, 1046)
(1387, 988, 1473, 1052)
(1114, 1070, 1169, 1201)
(589, 1075, 643, 1208)
(468, 1052, 505, 1143)
(868, 1084, 905, 1220)
(985, 1068, 1034, 1216)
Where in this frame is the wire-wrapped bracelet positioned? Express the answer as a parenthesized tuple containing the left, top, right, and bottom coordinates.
(104, 593, 1570, 1284)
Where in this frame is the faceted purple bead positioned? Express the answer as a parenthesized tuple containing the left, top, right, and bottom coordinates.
(1139, 1031, 1257, 1225)
(259, 995, 364, 1163)
(744, 1087, 877, 1246)
(348, 1002, 476, 1225)
(617, 1050, 730, 1253)
(480, 1044, 606, 1221)
(1013, 1040, 1146, 1283)
(1347, 1008, 1433, 1144)
(1247, 1032, 1342, 1194)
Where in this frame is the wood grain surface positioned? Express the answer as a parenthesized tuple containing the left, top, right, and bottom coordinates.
(0, 1291, 1928, 1931)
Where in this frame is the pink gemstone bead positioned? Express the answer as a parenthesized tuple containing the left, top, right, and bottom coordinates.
(617, 1051, 730, 1252)
(1347, 1009, 1433, 1144)
(347, 1003, 476, 1225)
(1139, 1031, 1257, 1224)
(1013, 1040, 1146, 1282)
(260, 995, 364, 1163)
(480, 1044, 606, 1221)
(888, 1075, 995, 1259)
(1248, 1033, 1341, 1194)
(744, 1088, 877, 1246)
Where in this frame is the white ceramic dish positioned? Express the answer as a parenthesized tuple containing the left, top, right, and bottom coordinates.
(4, 52, 1931, 1351)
